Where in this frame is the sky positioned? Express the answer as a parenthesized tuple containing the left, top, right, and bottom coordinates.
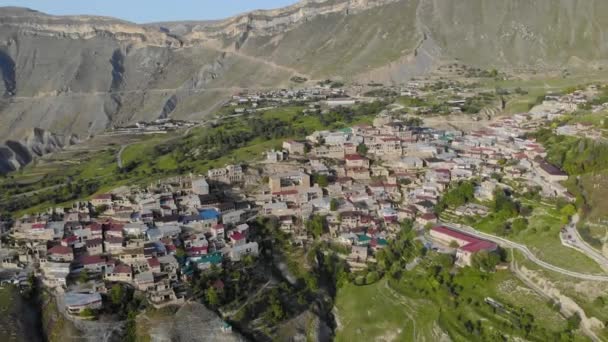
(0, 0, 300, 23)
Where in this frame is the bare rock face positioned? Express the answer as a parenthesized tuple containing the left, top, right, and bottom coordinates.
(1, 0, 608, 148)
(0, 128, 78, 174)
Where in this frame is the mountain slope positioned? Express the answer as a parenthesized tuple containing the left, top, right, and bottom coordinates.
(1, 0, 608, 146)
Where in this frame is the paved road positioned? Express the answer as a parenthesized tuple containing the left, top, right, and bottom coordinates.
(443, 222, 608, 282)
(561, 214, 608, 272)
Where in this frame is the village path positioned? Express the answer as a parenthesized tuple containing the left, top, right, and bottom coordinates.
(379, 279, 417, 341)
(442, 223, 608, 282)
(116, 144, 131, 169)
(510, 257, 601, 342)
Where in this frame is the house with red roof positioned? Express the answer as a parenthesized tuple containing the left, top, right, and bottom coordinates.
(211, 224, 225, 239)
(61, 235, 79, 248)
(430, 226, 498, 267)
(88, 223, 103, 239)
(416, 213, 438, 226)
(85, 238, 103, 255)
(91, 194, 113, 207)
(105, 223, 124, 239)
(47, 245, 74, 262)
(147, 257, 161, 273)
(345, 154, 370, 168)
(81, 255, 113, 273)
(104, 263, 133, 283)
(104, 236, 124, 254)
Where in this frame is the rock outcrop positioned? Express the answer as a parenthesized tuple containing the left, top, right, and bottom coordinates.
(0, 128, 78, 174)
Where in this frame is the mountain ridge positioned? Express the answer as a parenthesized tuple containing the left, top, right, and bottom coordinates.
(1, 0, 608, 159)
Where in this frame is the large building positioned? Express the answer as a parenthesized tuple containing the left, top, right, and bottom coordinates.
(430, 226, 498, 267)
(207, 165, 243, 183)
(191, 177, 209, 195)
(269, 171, 311, 194)
(537, 160, 568, 182)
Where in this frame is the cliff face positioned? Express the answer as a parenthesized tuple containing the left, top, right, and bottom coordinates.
(1, 0, 608, 154)
(0, 128, 78, 174)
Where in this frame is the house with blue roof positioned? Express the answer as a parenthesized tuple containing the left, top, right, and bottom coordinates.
(198, 209, 220, 228)
(182, 252, 223, 277)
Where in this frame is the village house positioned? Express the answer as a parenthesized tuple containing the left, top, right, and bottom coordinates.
(269, 171, 312, 194)
(314, 144, 345, 159)
(85, 238, 103, 255)
(40, 262, 70, 288)
(47, 245, 73, 262)
(81, 255, 113, 274)
(283, 140, 307, 155)
(349, 245, 368, 263)
(191, 177, 209, 196)
(207, 164, 243, 184)
(91, 194, 113, 207)
(266, 149, 288, 163)
(64, 292, 103, 316)
(430, 226, 498, 267)
(104, 264, 133, 283)
(104, 236, 124, 254)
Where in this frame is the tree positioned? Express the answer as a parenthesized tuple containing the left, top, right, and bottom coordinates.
(80, 308, 95, 317)
(365, 271, 379, 284)
(110, 284, 124, 306)
(78, 269, 89, 284)
(566, 313, 581, 331)
(511, 218, 528, 234)
(206, 287, 220, 307)
(313, 174, 329, 187)
(560, 204, 577, 218)
(330, 198, 339, 211)
(356, 143, 368, 156)
(306, 215, 327, 238)
(471, 251, 501, 272)
(267, 292, 285, 322)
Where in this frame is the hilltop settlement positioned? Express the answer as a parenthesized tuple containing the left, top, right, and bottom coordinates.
(0, 90, 581, 329)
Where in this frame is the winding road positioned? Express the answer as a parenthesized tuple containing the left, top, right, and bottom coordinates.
(561, 214, 608, 272)
(442, 222, 608, 282)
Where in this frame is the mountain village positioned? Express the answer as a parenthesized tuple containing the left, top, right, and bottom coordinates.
(0, 84, 587, 323)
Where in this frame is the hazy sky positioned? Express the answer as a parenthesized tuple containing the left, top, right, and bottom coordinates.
(0, 0, 299, 23)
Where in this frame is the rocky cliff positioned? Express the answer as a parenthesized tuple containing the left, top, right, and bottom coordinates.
(0, 128, 78, 174)
(1, 0, 608, 146)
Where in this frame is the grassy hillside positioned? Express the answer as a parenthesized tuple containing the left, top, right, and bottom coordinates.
(0, 102, 382, 216)
(334, 257, 585, 341)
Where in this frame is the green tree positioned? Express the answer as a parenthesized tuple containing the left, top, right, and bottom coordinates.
(80, 308, 95, 317)
(306, 215, 327, 238)
(267, 292, 285, 322)
(560, 204, 577, 217)
(356, 143, 368, 156)
(206, 287, 220, 307)
(330, 198, 339, 211)
(472, 251, 501, 272)
(110, 284, 124, 306)
(566, 313, 581, 331)
(78, 269, 89, 284)
(365, 271, 379, 284)
(512, 218, 528, 234)
(313, 174, 329, 187)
